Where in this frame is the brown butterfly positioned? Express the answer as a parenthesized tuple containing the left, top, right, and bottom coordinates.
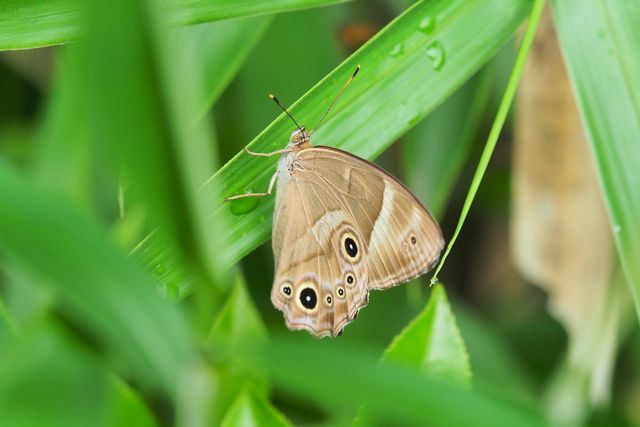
(227, 66, 444, 337)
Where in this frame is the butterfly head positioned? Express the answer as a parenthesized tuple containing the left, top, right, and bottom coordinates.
(289, 127, 311, 147)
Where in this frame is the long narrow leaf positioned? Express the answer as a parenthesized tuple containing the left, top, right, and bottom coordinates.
(551, 0, 640, 321)
(0, 163, 193, 394)
(0, 0, 348, 50)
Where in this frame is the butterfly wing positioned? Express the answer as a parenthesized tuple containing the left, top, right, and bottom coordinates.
(294, 146, 444, 290)
(271, 146, 443, 337)
(271, 163, 370, 337)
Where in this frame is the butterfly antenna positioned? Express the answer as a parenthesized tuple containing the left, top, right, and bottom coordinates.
(310, 65, 360, 135)
(269, 94, 304, 134)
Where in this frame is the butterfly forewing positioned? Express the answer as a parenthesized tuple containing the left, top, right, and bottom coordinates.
(295, 146, 444, 289)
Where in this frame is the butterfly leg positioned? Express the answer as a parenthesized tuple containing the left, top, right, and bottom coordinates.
(225, 171, 278, 201)
(244, 147, 292, 157)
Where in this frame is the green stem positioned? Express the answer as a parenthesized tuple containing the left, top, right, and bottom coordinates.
(430, 0, 546, 285)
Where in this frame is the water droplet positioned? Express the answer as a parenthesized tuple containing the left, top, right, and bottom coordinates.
(613, 224, 621, 233)
(228, 191, 259, 215)
(154, 264, 166, 275)
(426, 41, 446, 71)
(390, 43, 404, 57)
(419, 16, 436, 34)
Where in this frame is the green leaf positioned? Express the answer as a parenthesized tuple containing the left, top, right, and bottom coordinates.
(551, 0, 640, 322)
(355, 285, 472, 426)
(0, 162, 193, 395)
(383, 285, 471, 385)
(209, 273, 268, 344)
(211, 0, 531, 267)
(173, 16, 271, 123)
(430, 0, 546, 283)
(33, 45, 91, 210)
(0, 0, 349, 51)
(83, 0, 206, 270)
(110, 378, 158, 427)
(220, 388, 291, 427)
(244, 338, 547, 427)
(131, 16, 271, 299)
(204, 275, 269, 424)
(166, 0, 351, 26)
(0, 324, 110, 427)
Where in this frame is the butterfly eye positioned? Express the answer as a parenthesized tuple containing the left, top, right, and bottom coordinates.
(325, 294, 333, 306)
(336, 286, 346, 299)
(296, 284, 318, 312)
(340, 232, 361, 262)
(280, 283, 293, 298)
(410, 235, 417, 245)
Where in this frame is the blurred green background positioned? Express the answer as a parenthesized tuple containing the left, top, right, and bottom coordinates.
(1, 0, 639, 426)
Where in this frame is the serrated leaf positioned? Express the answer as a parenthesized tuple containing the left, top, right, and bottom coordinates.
(220, 388, 291, 427)
(383, 284, 471, 386)
(354, 285, 472, 426)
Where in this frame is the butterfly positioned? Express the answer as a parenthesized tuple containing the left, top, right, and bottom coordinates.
(226, 66, 444, 337)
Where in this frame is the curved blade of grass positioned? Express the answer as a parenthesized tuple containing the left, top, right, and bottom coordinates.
(0, 0, 348, 51)
(173, 16, 271, 122)
(0, 162, 193, 395)
(209, 0, 531, 267)
(84, 0, 236, 325)
(551, 0, 640, 321)
(430, 0, 546, 283)
(166, 0, 351, 26)
(131, 18, 271, 300)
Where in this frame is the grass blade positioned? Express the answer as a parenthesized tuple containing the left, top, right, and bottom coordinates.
(0, 0, 348, 50)
(173, 16, 271, 122)
(166, 0, 351, 25)
(0, 163, 193, 394)
(211, 0, 531, 267)
(430, 0, 546, 283)
(551, 0, 640, 321)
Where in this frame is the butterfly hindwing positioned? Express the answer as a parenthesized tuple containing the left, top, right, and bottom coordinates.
(270, 146, 443, 337)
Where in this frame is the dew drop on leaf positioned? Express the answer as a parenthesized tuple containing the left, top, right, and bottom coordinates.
(228, 192, 259, 215)
(390, 43, 404, 57)
(418, 16, 436, 34)
(426, 41, 446, 71)
(154, 264, 166, 275)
